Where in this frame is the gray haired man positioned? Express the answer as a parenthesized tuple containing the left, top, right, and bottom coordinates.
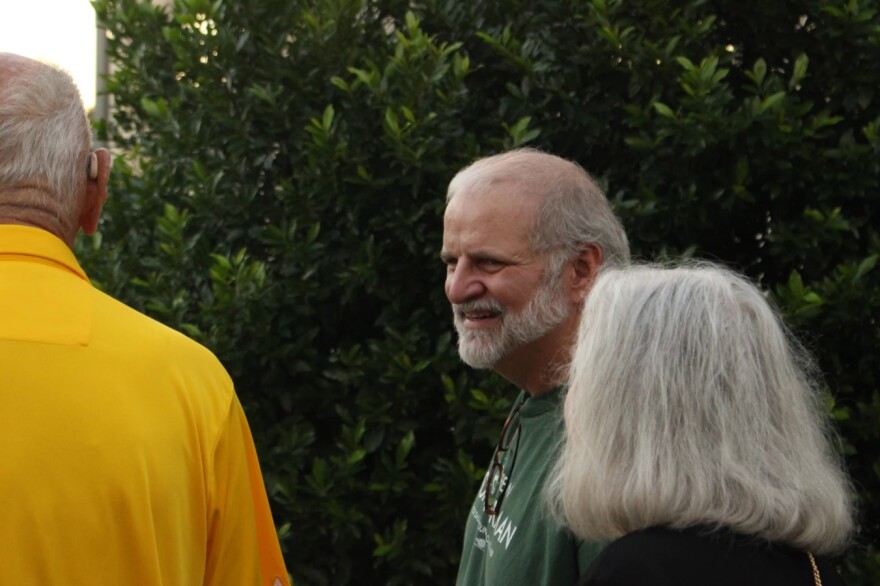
(440, 148, 630, 585)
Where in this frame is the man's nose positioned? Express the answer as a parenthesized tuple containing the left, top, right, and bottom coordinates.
(445, 263, 486, 305)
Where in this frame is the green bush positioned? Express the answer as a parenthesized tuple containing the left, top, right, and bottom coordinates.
(83, 0, 879, 583)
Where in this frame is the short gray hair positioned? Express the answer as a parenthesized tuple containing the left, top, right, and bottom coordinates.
(0, 54, 91, 218)
(446, 148, 630, 273)
(546, 262, 855, 555)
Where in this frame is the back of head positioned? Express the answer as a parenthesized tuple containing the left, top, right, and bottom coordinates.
(0, 53, 90, 222)
(447, 148, 630, 270)
(547, 262, 855, 555)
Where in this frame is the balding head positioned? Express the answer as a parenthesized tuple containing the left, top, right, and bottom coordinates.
(447, 148, 630, 272)
(0, 52, 94, 243)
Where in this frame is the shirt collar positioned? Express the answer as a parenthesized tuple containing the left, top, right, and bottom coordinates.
(520, 385, 564, 418)
(0, 225, 89, 282)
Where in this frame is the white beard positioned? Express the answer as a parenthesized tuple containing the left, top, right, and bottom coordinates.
(453, 275, 570, 369)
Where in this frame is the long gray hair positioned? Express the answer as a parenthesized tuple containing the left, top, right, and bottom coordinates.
(0, 54, 90, 218)
(546, 262, 855, 554)
(446, 148, 631, 273)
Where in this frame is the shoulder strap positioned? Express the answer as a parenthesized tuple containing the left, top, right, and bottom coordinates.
(807, 553, 823, 586)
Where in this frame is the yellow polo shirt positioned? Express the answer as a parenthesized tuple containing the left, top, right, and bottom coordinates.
(0, 225, 289, 585)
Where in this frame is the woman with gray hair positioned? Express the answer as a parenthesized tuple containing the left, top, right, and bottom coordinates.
(546, 263, 855, 585)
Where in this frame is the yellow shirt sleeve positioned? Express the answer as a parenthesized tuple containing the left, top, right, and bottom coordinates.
(205, 395, 290, 586)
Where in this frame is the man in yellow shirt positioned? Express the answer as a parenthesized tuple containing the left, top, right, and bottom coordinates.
(0, 52, 289, 585)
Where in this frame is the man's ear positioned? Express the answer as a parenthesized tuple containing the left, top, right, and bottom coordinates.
(80, 148, 110, 235)
(566, 243, 603, 305)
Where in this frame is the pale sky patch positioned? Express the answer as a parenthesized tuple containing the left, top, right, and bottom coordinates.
(0, 0, 98, 110)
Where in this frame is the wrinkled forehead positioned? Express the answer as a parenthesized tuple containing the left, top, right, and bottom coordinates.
(445, 179, 541, 220)
(443, 182, 544, 253)
(454, 173, 545, 219)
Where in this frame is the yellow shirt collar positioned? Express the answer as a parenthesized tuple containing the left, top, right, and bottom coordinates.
(0, 224, 89, 282)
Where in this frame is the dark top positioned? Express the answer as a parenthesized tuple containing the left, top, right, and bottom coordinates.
(578, 526, 845, 586)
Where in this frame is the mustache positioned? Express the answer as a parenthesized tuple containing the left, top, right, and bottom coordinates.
(452, 299, 505, 319)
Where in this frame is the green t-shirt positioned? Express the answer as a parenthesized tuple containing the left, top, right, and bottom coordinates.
(456, 387, 604, 585)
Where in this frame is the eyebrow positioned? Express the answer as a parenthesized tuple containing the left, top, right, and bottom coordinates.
(441, 250, 515, 266)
